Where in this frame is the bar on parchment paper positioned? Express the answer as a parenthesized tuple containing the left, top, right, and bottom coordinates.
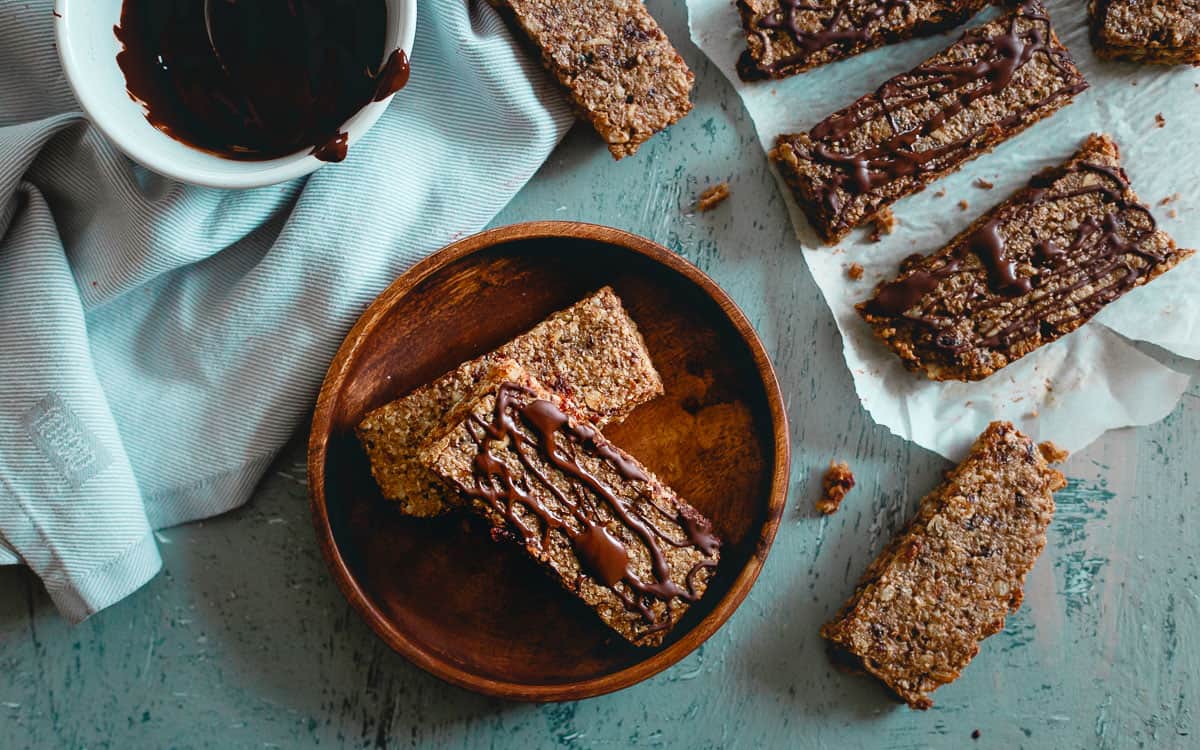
(737, 0, 988, 80)
(857, 134, 1194, 382)
(1089, 0, 1200, 65)
(771, 0, 1087, 244)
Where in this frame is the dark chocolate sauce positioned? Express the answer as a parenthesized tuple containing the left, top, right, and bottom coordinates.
(462, 385, 720, 635)
(1034, 238, 1065, 266)
(968, 218, 1032, 295)
(114, 0, 408, 163)
(803, 1, 1086, 216)
(372, 49, 412, 102)
(868, 262, 958, 316)
(866, 159, 1168, 353)
(573, 524, 629, 588)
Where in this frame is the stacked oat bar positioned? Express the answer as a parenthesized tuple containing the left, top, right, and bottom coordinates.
(419, 360, 720, 645)
(357, 287, 663, 517)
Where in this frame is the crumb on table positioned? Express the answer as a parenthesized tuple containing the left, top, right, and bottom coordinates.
(957, 199, 969, 211)
(816, 460, 855, 514)
(696, 182, 731, 212)
(1159, 193, 1181, 205)
(847, 263, 865, 281)
(1156, 112, 1166, 128)
(934, 188, 947, 198)
(973, 178, 994, 189)
(1038, 441, 1069, 464)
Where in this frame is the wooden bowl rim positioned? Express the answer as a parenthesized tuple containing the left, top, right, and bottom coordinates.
(307, 220, 791, 702)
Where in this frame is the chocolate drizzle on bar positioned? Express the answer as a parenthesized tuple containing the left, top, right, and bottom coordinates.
(803, 0, 1085, 217)
(752, 0, 913, 76)
(865, 156, 1171, 353)
(462, 385, 720, 638)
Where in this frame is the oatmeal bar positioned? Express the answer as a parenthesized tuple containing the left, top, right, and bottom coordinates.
(491, 0, 694, 159)
(1089, 0, 1200, 65)
(857, 134, 1195, 381)
(418, 362, 721, 646)
(771, 0, 1087, 244)
(356, 287, 663, 517)
(821, 421, 1065, 709)
(737, 0, 988, 81)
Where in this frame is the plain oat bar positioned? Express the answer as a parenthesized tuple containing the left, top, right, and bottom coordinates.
(490, 0, 694, 159)
(857, 134, 1194, 382)
(821, 421, 1066, 709)
(356, 287, 663, 517)
(1089, 0, 1200, 65)
(418, 362, 720, 646)
(771, 0, 1087, 244)
(737, 0, 988, 80)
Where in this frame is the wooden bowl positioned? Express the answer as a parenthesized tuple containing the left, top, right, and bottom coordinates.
(308, 221, 789, 701)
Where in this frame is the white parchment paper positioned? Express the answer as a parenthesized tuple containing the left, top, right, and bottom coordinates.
(688, 0, 1199, 457)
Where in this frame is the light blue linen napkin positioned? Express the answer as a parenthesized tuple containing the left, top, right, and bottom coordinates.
(0, 0, 574, 621)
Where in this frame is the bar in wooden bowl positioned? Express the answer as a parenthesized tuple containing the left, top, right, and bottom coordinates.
(356, 287, 662, 516)
(418, 361, 721, 646)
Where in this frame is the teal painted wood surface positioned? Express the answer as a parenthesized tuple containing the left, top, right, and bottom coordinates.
(1, 2, 1197, 747)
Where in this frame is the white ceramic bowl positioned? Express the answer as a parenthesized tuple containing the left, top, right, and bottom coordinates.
(54, 0, 417, 189)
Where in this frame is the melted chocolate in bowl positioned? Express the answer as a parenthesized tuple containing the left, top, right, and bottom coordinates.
(114, 0, 410, 163)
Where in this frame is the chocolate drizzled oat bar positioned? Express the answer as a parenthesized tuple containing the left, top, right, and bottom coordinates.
(771, 0, 1087, 244)
(490, 0, 694, 159)
(857, 134, 1194, 381)
(1090, 0, 1200, 65)
(737, 0, 989, 81)
(418, 361, 720, 646)
(821, 421, 1065, 709)
(356, 287, 663, 516)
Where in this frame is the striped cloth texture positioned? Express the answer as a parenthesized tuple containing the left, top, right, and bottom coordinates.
(0, 0, 573, 622)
